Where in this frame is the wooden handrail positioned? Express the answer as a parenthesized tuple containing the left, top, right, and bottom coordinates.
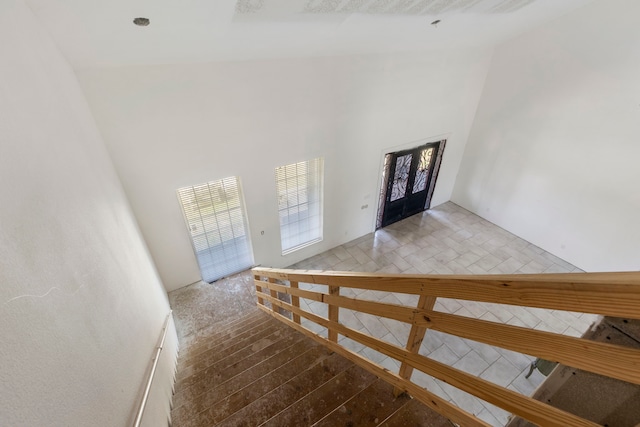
(257, 268, 640, 318)
(253, 268, 640, 426)
(132, 311, 172, 427)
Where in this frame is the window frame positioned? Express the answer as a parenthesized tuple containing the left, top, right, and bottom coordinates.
(275, 157, 324, 255)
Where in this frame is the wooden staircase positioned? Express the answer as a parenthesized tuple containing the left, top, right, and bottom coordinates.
(171, 308, 451, 427)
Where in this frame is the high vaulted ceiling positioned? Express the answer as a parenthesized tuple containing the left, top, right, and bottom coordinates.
(24, 0, 594, 68)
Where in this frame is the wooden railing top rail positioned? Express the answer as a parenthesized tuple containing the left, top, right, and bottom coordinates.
(253, 268, 640, 427)
(255, 268, 640, 319)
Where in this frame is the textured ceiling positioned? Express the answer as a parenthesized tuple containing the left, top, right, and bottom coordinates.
(23, 0, 595, 68)
(235, 0, 537, 19)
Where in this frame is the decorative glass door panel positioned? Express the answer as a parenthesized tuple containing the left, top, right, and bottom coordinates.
(412, 148, 434, 194)
(390, 154, 413, 202)
(377, 141, 445, 229)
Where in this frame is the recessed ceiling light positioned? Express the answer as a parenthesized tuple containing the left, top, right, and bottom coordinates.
(133, 17, 150, 27)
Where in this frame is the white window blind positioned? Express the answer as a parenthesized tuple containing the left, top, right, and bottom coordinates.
(276, 157, 324, 254)
(177, 176, 254, 283)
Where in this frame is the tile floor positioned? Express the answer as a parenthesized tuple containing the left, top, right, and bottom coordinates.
(286, 202, 599, 426)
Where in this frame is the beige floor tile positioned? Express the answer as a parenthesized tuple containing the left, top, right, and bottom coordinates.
(480, 357, 521, 388)
(436, 298, 463, 313)
(338, 336, 366, 353)
(510, 369, 546, 396)
(437, 333, 472, 358)
(411, 371, 451, 401)
(354, 311, 391, 337)
(463, 339, 502, 365)
(359, 346, 388, 364)
(491, 257, 525, 274)
(419, 331, 445, 354)
(394, 292, 420, 307)
(329, 245, 351, 261)
(455, 251, 483, 267)
(473, 254, 503, 271)
(339, 308, 365, 331)
(496, 347, 533, 372)
(446, 259, 473, 274)
(483, 402, 513, 426)
(379, 317, 410, 345)
(477, 408, 502, 427)
(379, 356, 401, 373)
(395, 242, 421, 258)
(438, 382, 487, 415)
(481, 303, 514, 323)
(384, 252, 413, 271)
(345, 245, 373, 264)
(428, 343, 461, 366)
(380, 331, 404, 348)
(452, 350, 490, 376)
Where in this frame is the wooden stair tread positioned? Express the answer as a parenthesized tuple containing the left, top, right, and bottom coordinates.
(178, 311, 275, 364)
(173, 330, 305, 408)
(312, 378, 412, 427)
(176, 327, 294, 389)
(180, 314, 279, 364)
(172, 340, 326, 424)
(261, 363, 378, 426)
(179, 309, 266, 349)
(213, 352, 354, 427)
(176, 320, 289, 382)
(379, 398, 452, 427)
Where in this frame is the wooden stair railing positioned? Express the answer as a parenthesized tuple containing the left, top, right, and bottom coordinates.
(253, 268, 640, 427)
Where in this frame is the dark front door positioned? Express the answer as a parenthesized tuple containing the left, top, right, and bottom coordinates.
(378, 141, 443, 228)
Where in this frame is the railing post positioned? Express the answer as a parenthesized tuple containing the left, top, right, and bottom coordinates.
(328, 285, 340, 342)
(290, 281, 301, 324)
(268, 277, 280, 315)
(394, 294, 436, 396)
(255, 275, 265, 306)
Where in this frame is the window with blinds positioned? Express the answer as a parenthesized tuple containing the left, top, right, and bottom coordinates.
(276, 157, 324, 255)
(177, 176, 254, 283)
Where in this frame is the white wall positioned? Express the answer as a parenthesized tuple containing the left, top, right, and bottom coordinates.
(452, 0, 640, 271)
(0, 1, 176, 426)
(77, 48, 492, 291)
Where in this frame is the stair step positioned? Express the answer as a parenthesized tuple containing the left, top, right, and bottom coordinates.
(172, 330, 305, 409)
(174, 339, 327, 413)
(203, 341, 325, 409)
(177, 319, 289, 381)
(171, 338, 323, 418)
(379, 397, 451, 427)
(214, 352, 354, 427)
(312, 378, 412, 427)
(261, 363, 378, 426)
(178, 313, 265, 362)
(177, 327, 288, 389)
(179, 311, 271, 362)
(181, 307, 263, 344)
(176, 342, 331, 426)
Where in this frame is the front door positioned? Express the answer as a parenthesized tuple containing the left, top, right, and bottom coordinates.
(378, 141, 444, 229)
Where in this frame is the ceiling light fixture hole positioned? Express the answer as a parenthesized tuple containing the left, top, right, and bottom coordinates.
(133, 17, 150, 27)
